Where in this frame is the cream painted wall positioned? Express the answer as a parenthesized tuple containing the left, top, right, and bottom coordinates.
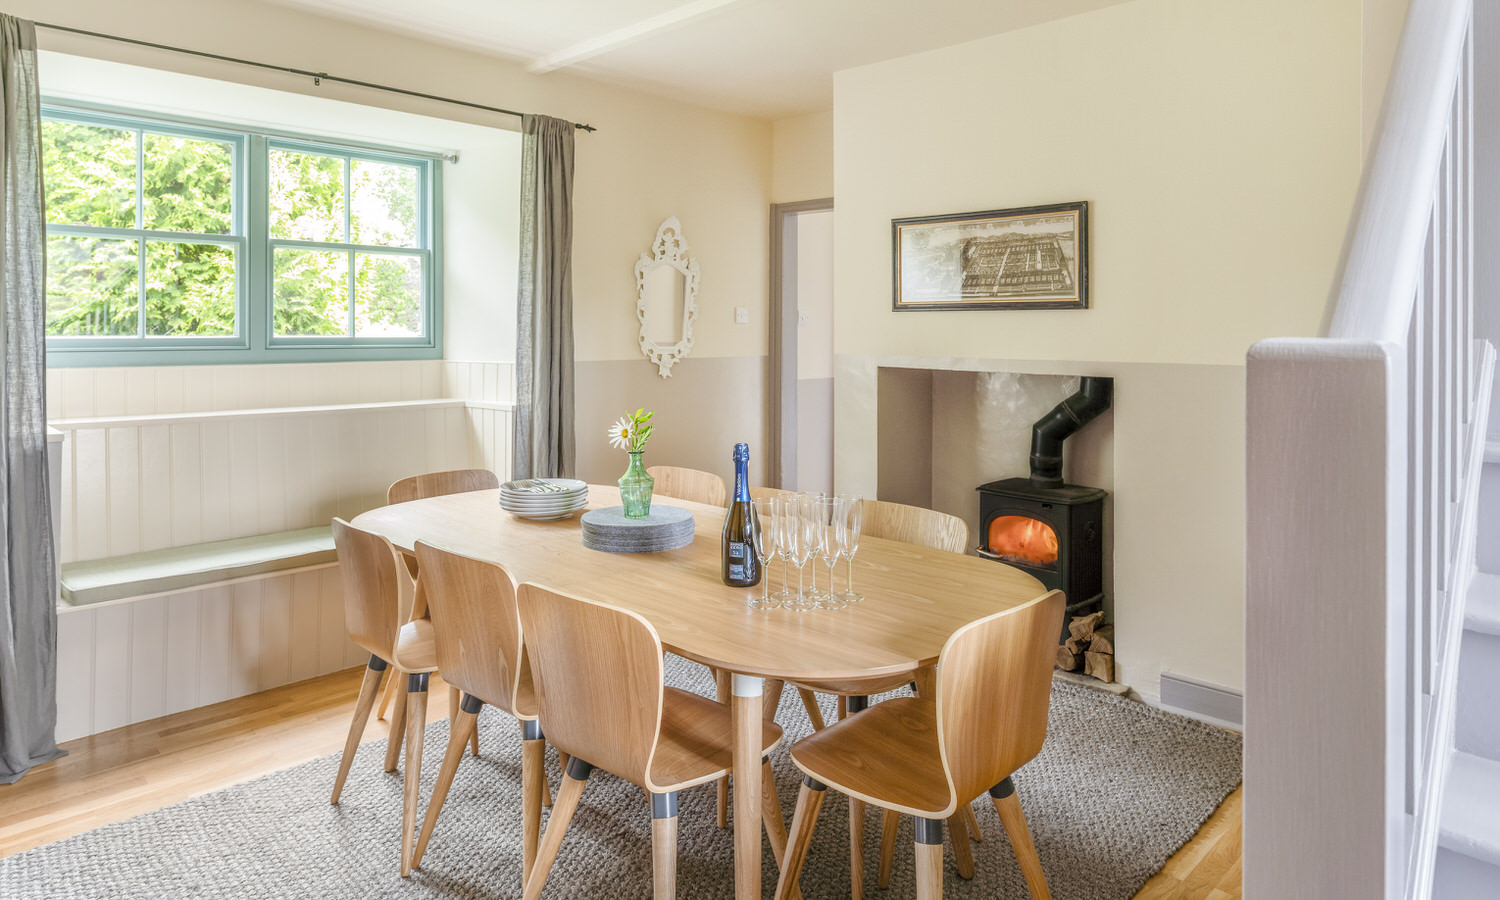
(833, 0, 1362, 369)
(831, 0, 1372, 704)
(1363, 0, 1413, 155)
(772, 110, 834, 203)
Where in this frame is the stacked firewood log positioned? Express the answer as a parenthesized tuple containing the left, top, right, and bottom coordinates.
(1055, 611, 1114, 682)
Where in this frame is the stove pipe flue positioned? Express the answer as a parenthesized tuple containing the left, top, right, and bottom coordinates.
(1029, 377, 1113, 488)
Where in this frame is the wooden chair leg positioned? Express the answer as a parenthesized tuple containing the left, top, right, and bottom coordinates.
(651, 792, 679, 900)
(990, 779, 1051, 900)
(376, 667, 398, 720)
(331, 655, 386, 805)
(877, 809, 899, 889)
(961, 803, 983, 842)
(797, 688, 827, 731)
(760, 759, 803, 900)
(446, 684, 482, 756)
(947, 810, 974, 880)
(775, 778, 827, 900)
(914, 818, 944, 900)
(384, 674, 410, 773)
(715, 668, 730, 829)
(523, 757, 592, 900)
(400, 673, 430, 877)
(521, 722, 546, 880)
(846, 695, 870, 900)
(412, 693, 480, 869)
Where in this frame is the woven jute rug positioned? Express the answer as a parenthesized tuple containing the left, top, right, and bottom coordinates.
(0, 657, 1242, 899)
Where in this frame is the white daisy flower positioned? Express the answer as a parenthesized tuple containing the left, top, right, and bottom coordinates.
(607, 417, 633, 450)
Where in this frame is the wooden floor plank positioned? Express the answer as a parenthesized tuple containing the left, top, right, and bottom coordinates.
(0, 668, 1243, 900)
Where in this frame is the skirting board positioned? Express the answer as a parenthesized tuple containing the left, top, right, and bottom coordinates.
(1159, 673, 1243, 729)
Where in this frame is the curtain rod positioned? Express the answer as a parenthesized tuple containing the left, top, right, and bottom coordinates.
(34, 21, 598, 133)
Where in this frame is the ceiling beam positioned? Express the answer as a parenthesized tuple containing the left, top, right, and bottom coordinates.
(526, 0, 747, 74)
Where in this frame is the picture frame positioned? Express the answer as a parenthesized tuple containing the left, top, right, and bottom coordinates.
(891, 201, 1088, 311)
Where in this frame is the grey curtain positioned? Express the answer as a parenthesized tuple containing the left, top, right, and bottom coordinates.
(0, 14, 59, 785)
(513, 114, 576, 480)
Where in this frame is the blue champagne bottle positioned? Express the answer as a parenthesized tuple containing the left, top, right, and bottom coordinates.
(721, 443, 761, 587)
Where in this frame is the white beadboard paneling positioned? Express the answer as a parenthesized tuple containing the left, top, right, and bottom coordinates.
(319, 568, 348, 672)
(123, 369, 156, 417)
(155, 367, 185, 415)
(289, 570, 322, 683)
(199, 421, 231, 543)
(198, 586, 233, 706)
(257, 418, 288, 534)
(228, 419, 260, 539)
(61, 369, 93, 419)
(183, 367, 214, 413)
(92, 604, 131, 733)
(258, 576, 292, 691)
(170, 424, 203, 547)
(306, 413, 340, 528)
(45, 368, 62, 420)
(73, 428, 107, 561)
(60, 426, 77, 563)
(93, 370, 126, 418)
(138, 424, 172, 552)
(128, 597, 167, 724)
(164, 594, 200, 715)
(106, 427, 141, 557)
(229, 581, 261, 698)
(55, 610, 94, 743)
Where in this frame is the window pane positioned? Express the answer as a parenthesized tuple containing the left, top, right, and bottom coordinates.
(46, 235, 140, 336)
(354, 253, 422, 337)
(146, 241, 237, 336)
(269, 149, 345, 242)
(42, 120, 136, 229)
(273, 247, 349, 336)
(350, 160, 419, 247)
(143, 134, 234, 234)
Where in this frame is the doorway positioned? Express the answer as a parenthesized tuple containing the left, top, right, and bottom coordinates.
(768, 199, 834, 492)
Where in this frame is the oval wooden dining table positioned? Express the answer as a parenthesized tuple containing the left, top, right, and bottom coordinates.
(352, 485, 1047, 900)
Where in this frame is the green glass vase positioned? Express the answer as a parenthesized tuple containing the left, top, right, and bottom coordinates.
(618, 450, 654, 518)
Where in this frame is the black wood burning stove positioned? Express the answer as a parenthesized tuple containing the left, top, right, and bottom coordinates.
(976, 377, 1111, 638)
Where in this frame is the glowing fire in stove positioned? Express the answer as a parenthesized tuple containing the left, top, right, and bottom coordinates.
(987, 516, 1059, 567)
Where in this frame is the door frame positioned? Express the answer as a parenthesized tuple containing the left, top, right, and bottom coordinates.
(767, 197, 834, 488)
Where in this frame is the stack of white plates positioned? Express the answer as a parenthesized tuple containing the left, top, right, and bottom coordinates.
(499, 478, 589, 519)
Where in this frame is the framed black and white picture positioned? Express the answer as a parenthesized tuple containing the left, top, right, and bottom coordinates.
(892, 201, 1088, 311)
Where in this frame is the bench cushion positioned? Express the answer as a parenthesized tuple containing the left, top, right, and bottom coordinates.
(60, 526, 337, 607)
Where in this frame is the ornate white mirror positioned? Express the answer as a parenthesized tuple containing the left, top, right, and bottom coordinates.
(635, 217, 700, 378)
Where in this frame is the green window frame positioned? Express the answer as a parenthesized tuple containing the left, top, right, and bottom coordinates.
(42, 102, 444, 367)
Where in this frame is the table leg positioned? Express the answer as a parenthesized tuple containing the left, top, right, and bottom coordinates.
(732, 674, 764, 900)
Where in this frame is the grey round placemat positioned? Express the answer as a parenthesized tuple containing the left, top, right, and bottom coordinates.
(581, 505, 695, 553)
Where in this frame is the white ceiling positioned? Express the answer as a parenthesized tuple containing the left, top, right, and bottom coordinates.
(251, 0, 1135, 119)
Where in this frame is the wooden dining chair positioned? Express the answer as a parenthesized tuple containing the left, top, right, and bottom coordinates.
(377, 467, 500, 755)
(328, 517, 440, 877)
(647, 465, 728, 507)
(784, 498, 983, 896)
(407, 541, 546, 883)
(515, 582, 790, 900)
(775, 590, 1065, 900)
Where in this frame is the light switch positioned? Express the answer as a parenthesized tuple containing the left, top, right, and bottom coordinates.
(735, 307, 749, 324)
(798, 311, 810, 325)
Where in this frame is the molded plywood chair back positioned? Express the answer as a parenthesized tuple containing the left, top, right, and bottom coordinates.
(331, 517, 405, 658)
(647, 465, 728, 507)
(387, 468, 500, 505)
(408, 542, 547, 882)
(862, 499, 968, 554)
(517, 583, 665, 786)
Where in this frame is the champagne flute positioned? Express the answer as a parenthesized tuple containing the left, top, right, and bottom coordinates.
(784, 494, 818, 612)
(773, 496, 796, 604)
(815, 496, 846, 610)
(749, 497, 780, 610)
(836, 493, 864, 603)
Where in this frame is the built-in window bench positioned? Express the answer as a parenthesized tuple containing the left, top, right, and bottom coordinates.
(59, 527, 337, 608)
(48, 394, 514, 743)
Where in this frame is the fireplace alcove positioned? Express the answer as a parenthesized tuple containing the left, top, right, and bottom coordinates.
(873, 366, 1115, 623)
